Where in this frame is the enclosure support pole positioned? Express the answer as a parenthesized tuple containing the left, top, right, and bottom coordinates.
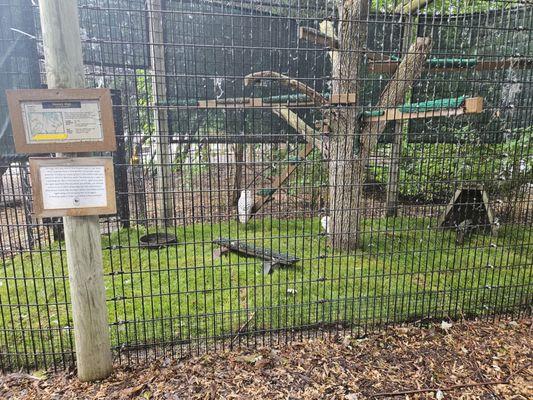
(385, 15, 416, 217)
(147, 0, 174, 223)
(38, 0, 112, 381)
(231, 143, 244, 206)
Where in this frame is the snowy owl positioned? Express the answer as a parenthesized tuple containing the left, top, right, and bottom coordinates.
(237, 190, 254, 224)
(320, 215, 330, 234)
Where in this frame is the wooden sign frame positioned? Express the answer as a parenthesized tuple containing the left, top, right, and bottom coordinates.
(29, 157, 116, 218)
(6, 88, 116, 153)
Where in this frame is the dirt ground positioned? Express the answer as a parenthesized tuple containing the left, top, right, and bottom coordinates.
(1, 317, 531, 399)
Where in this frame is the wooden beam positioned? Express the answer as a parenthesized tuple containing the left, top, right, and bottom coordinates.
(271, 107, 328, 155)
(252, 141, 315, 213)
(395, 0, 433, 14)
(298, 26, 338, 48)
(362, 97, 483, 123)
(368, 58, 533, 74)
(244, 71, 328, 105)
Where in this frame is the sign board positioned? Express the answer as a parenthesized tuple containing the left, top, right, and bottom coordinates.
(6, 88, 116, 153)
(29, 157, 116, 218)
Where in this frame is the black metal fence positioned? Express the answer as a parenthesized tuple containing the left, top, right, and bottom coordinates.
(1, 0, 532, 372)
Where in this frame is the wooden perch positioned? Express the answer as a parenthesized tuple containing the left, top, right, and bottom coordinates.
(369, 57, 533, 74)
(247, 108, 327, 216)
(299, 25, 391, 62)
(271, 107, 328, 154)
(298, 26, 338, 48)
(251, 141, 315, 214)
(358, 37, 432, 162)
(244, 71, 328, 106)
(213, 238, 299, 274)
(362, 97, 483, 123)
(395, 0, 433, 14)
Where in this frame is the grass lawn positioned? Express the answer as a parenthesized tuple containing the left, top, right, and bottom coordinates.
(1, 216, 531, 368)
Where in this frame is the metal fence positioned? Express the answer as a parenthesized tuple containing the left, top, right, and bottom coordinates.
(1, 0, 532, 371)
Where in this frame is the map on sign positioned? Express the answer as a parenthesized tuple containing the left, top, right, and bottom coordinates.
(28, 112, 65, 138)
(21, 100, 104, 143)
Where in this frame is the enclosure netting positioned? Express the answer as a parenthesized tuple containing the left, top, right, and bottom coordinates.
(0, 0, 531, 371)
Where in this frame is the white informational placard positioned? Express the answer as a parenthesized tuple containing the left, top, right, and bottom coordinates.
(40, 166, 107, 209)
(22, 100, 103, 144)
(29, 157, 116, 218)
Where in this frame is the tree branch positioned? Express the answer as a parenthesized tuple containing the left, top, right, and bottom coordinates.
(244, 71, 328, 106)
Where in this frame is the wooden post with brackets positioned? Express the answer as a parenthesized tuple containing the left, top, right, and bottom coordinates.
(38, 0, 113, 381)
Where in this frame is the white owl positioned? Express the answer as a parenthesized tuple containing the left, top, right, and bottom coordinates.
(237, 190, 254, 224)
(321, 215, 330, 234)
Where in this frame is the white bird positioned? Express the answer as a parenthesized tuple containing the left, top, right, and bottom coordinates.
(238, 190, 254, 224)
(321, 215, 330, 234)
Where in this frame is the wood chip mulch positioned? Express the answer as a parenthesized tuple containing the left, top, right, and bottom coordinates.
(1, 317, 531, 399)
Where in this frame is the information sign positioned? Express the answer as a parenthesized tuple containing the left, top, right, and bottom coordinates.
(7, 88, 116, 153)
(29, 157, 116, 217)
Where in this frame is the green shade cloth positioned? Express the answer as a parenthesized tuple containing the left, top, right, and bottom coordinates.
(257, 188, 276, 197)
(426, 58, 478, 68)
(362, 109, 385, 117)
(398, 96, 467, 113)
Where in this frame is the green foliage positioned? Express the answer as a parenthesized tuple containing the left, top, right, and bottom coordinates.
(373, 127, 532, 203)
(134, 70, 154, 140)
(372, 0, 523, 13)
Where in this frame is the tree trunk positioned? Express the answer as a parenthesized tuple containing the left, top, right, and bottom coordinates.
(328, 0, 369, 250)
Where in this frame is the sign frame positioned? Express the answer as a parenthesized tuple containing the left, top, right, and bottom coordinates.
(29, 157, 117, 218)
(6, 88, 116, 153)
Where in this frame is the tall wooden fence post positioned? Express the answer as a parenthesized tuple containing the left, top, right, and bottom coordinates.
(38, 0, 113, 381)
(147, 0, 174, 223)
(385, 12, 415, 217)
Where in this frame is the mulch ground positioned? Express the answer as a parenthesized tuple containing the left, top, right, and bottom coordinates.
(1, 317, 531, 399)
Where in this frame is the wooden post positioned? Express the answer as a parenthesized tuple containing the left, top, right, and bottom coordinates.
(231, 143, 244, 206)
(147, 0, 174, 223)
(111, 90, 131, 228)
(385, 15, 416, 217)
(38, 0, 112, 381)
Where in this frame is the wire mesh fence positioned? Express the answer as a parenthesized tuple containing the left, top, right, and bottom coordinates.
(0, 0, 532, 371)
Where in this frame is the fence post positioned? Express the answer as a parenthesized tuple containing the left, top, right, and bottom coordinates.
(37, 0, 113, 381)
(147, 0, 174, 223)
(385, 13, 415, 217)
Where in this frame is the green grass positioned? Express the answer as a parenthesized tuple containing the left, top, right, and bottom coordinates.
(1, 216, 531, 368)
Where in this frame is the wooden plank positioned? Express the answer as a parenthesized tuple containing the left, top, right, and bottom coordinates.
(362, 97, 483, 123)
(298, 26, 338, 48)
(213, 238, 299, 265)
(271, 107, 327, 154)
(465, 97, 483, 114)
(369, 58, 533, 74)
(252, 141, 315, 213)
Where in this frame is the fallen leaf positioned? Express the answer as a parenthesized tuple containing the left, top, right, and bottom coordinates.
(122, 383, 146, 398)
(440, 321, 453, 332)
(235, 354, 262, 364)
(436, 389, 445, 399)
